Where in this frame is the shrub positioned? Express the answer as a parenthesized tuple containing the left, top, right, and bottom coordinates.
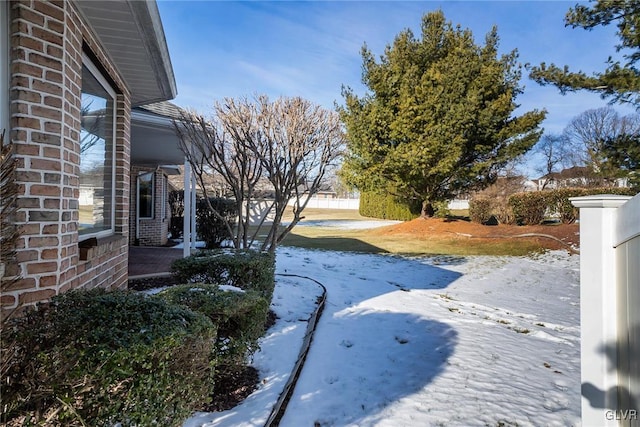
(551, 187, 637, 223)
(469, 198, 493, 224)
(509, 192, 548, 225)
(1, 289, 216, 426)
(156, 284, 269, 367)
(169, 190, 185, 239)
(432, 200, 450, 219)
(359, 191, 421, 221)
(197, 197, 238, 249)
(171, 249, 276, 301)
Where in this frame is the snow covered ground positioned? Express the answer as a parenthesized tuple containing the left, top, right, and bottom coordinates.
(185, 247, 581, 427)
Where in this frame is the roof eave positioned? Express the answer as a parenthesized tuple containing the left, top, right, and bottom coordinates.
(76, 0, 177, 106)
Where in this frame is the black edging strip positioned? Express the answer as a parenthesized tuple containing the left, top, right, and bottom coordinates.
(264, 273, 328, 427)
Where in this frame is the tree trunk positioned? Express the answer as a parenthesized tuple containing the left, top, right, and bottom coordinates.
(421, 200, 434, 218)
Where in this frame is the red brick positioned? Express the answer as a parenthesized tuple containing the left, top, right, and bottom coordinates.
(5, 277, 36, 291)
(15, 116, 42, 131)
(39, 274, 59, 287)
(16, 250, 39, 263)
(31, 27, 63, 47)
(42, 224, 59, 235)
(11, 61, 43, 78)
(0, 294, 16, 307)
(30, 185, 60, 197)
(28, 236, 59, 248)
(26, 262, 58, 274)
(19, 288, 56, 305)
(29, 158, 61, 171)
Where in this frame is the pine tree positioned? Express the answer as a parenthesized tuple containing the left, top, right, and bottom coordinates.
(339, 10, 545, 217)
(529, 0, 640, 108)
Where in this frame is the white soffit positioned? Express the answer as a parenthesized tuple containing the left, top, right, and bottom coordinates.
(76, 0, 177, 106)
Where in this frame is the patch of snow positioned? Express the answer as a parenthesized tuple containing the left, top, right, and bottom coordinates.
(185, 249, 581, 427)
(218, 285, 245, 293)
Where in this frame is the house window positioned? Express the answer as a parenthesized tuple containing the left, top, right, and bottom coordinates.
(79, 54, 116, 237)
(138, 172, 154, 219)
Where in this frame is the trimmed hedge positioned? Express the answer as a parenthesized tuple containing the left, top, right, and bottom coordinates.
(508, 192, 548, 226)
(468, 198, 493, 224)
(156, 284, 269, 367)
(197, 197, 238, 249)
(1, 289, 217, 426)
(470, 187, 638, 225)
(359, 191, 421, 221)
(510, 187, 637, 225)
(171, 249, 276, 301)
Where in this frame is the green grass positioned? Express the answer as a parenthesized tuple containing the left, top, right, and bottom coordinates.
(275, 209, 545, 256)
(280, 227, 544, 256)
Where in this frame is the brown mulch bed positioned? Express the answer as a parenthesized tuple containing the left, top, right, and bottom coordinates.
(128, 275, 278, 412)
(371, 217, 580, 251)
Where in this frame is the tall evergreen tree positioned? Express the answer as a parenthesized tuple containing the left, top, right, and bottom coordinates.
(339, 10, 545, 217)
(529, 0, 640, 108)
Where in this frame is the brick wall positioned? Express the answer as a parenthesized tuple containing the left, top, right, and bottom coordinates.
(3, 0, 132, 313)
(129, 166, 170, 247)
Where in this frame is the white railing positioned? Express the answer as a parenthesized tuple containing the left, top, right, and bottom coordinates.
(571, 193, 640, 426)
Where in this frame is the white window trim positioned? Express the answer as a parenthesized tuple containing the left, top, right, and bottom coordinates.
(137, 171, 155, 220)
(161, 174, 167, 220)
(80, 53, 117, 239)
(1, 1, 9, 133)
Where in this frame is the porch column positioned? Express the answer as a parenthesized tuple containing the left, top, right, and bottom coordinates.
(571, 195, 631, 426)
(190, 171, 197, 251)
(183, 156, 191, 258)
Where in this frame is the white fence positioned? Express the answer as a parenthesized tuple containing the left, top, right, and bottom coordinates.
(572, 194, 640, 426)
(286, 197, 469, 211)
(287, 197, 360, 210)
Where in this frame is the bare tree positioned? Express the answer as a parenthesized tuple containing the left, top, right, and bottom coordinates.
(1, 130, 20, 322)
(174, 101, 264, 250)
(564, 106, 640, 185)
(533, 133, 576, 189)
(175, 95, 344, 252)
(249, 96, 345, 251)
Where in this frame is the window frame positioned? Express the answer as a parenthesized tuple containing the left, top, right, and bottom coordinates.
(137, 171, 155, 220)
(1, 1, 9, 133)
(79, 53, 117, 239)
(161, 173, 167, 220)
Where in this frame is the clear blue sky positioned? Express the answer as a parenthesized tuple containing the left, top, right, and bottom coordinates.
(157, 0, 637, 176)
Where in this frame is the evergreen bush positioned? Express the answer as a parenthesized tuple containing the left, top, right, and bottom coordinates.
(469, 198, 493, 224)
(171, 249, 276, 301)
(197, 197, 238, 249)
(359, 191, 421, 221)
(1, 289, 216, 426)
(156, 284, 269, 367)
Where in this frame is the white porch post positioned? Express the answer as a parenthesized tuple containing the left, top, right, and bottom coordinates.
(183, 156, 191, 258)
(571, 195, 631, 426)
(190, 171, 197, 251)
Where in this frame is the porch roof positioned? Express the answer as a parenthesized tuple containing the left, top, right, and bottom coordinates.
(131, 102, 185, 166)
(76, 0, 177, 106)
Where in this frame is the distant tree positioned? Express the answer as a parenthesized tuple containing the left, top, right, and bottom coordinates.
(563, 106, 640, 184)
(529, 0, 640, 108)
(602, 133, 640, 188)
(532, 133, 577, 188)
(175, 96, 344, 252)
(339, 10, 545, 217)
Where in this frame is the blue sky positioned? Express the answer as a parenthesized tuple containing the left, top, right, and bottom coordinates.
(157, 0, 637, 175)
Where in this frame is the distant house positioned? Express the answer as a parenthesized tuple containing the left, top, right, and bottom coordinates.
(1, 1, 186, 314)
(534, 166, 629, 190)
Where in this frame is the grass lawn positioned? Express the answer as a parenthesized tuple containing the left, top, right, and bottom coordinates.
(277, 208, 551, 256)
